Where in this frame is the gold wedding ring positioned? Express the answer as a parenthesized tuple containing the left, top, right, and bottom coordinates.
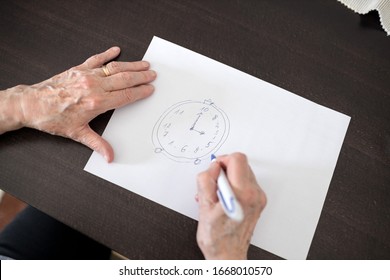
(102, 65, 111, 76)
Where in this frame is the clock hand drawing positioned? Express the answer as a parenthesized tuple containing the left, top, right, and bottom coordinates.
(152, 99, 230, 165)
(190, 112, 205, 135)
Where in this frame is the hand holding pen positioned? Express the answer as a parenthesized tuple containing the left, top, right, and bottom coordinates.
(211, 154, 244, 222)
(196, 153, 267, 260)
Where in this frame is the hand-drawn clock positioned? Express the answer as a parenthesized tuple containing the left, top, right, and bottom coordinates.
(152, 99, 230, 164)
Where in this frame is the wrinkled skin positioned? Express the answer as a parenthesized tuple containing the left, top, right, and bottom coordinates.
(196, 153, 267, 259)
(0, 46, 156, 162)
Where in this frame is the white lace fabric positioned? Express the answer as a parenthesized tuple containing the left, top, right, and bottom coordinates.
(338, 0, 390, 35)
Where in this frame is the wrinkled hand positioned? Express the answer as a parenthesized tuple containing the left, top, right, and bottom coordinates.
(196, 153, 266, 260)
(6, 47, 156, 162)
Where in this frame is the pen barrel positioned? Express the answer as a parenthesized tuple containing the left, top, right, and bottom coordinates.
(217, 169, 244, 222)
(217, 170, 235, 199)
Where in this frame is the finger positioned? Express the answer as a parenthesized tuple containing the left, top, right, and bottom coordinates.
(71, 125, 114, 163)
(102, 70, 157, 92)
(101, 61, 150, 77)
(217, 153, 253, 190)
(78, 46, 121, 70)
(196, 162, 220, 208)
(218, 153, 266, 211)
(104, 84, 155, 109)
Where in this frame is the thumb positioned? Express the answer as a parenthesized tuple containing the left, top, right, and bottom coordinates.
(71, 125, 114, 162)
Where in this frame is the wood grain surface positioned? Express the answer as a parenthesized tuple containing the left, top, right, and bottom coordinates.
(0, 0, 389, 259)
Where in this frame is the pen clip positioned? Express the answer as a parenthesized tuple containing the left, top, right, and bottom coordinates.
(217, 189, 244, 222)
(217, 189, 235, 213)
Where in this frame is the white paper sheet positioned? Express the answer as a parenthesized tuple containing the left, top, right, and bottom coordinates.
(85, 36, 350, 259)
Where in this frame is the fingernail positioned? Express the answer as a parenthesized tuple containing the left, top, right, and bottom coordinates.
(150, 70, 157, 77)
(111, 46, 120, 52)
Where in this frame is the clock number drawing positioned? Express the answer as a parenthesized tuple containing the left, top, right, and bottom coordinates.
(152, 99, 230, 165)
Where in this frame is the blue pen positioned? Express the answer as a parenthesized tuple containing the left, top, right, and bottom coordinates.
(211, 154, 244, 222)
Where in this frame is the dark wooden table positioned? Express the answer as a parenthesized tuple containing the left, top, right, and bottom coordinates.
(1, 0, 389, 259)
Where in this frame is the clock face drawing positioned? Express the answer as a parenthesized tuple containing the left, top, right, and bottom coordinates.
(152, 99, 230, 164)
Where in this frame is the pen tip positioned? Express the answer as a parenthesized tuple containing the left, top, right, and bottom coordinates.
(211, 154, 216, 161)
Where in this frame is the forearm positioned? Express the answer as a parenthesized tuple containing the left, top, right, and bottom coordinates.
(0, 85, 26, 134)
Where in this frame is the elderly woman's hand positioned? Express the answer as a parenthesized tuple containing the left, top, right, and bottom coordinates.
(0, 47, 156, 162)
(196, 153, 267, 259)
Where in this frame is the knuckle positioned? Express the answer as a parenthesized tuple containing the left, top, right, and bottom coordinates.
(243, 187, 267, 211)
(92, 53, 102, 61)
(89, 54, 100, 64)
(84, 97, 101, 110)
(79, 75, 94, 89)
(231, 152, 248, 163)
(108, 61, 120, 72)
(139, 71, 152, 82)
(119, 72, 129, 82)
(142, 71, 151, 80)
(121, 71, 153, 86)
(122, 87, 136, 103)
(260, 190, 267, 210)
(64, 69, 78, 80)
